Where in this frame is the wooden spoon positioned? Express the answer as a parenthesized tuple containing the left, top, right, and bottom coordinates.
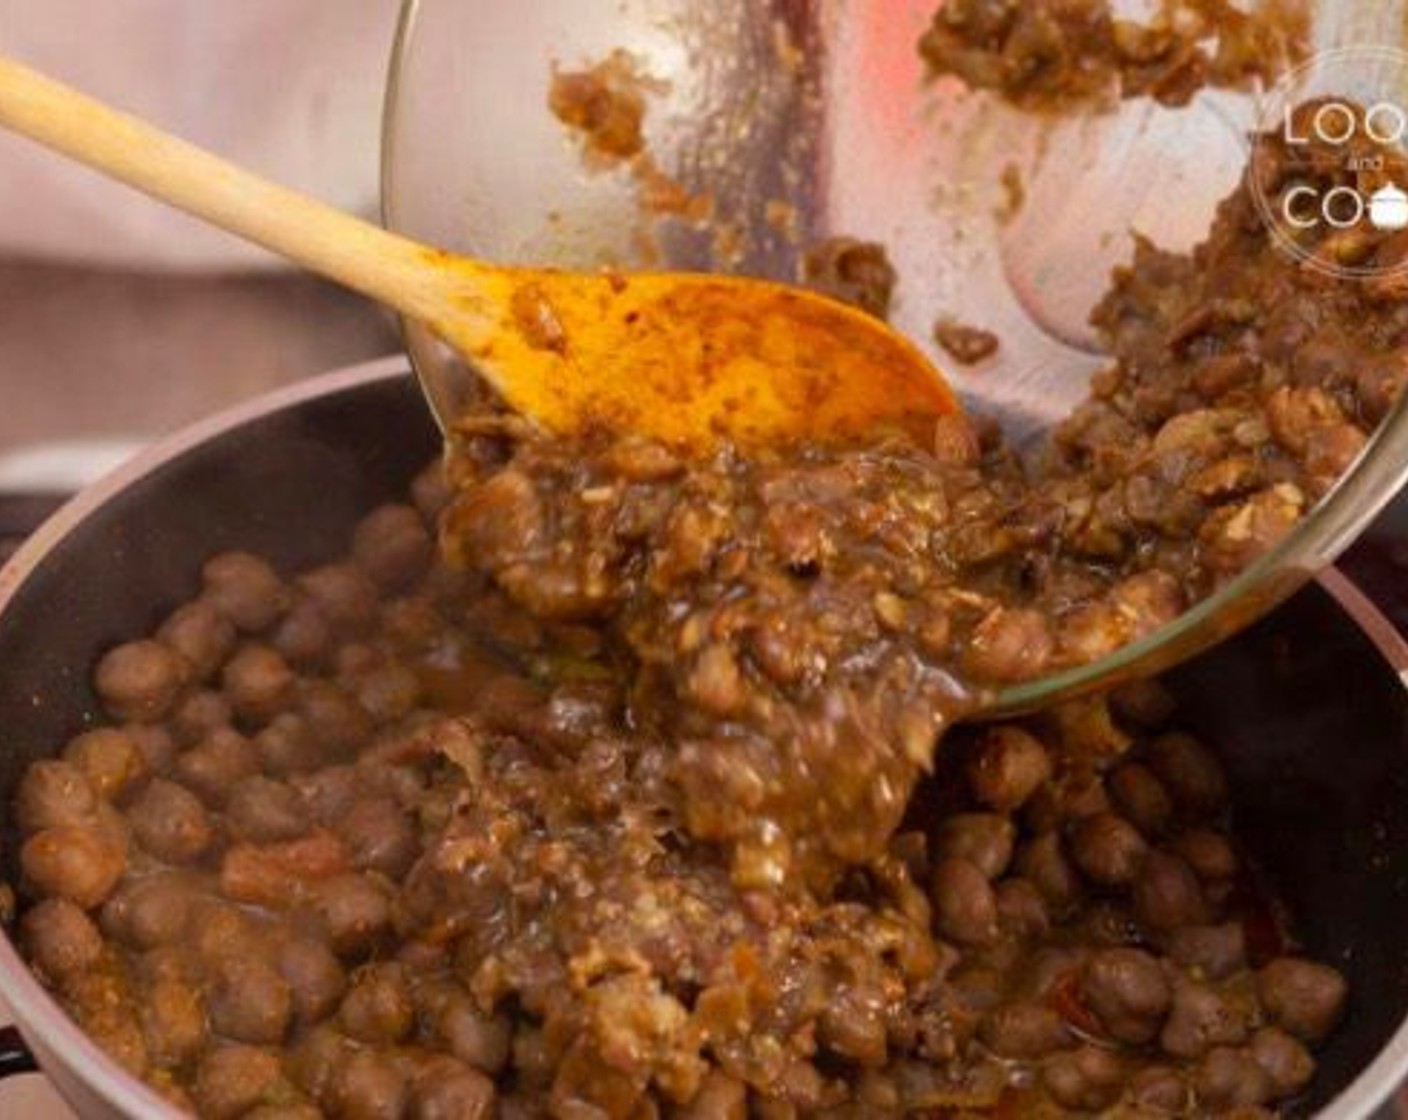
(0, 55, 957, 454)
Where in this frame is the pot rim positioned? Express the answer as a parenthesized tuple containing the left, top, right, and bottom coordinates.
(0, 355, 1405, 1117)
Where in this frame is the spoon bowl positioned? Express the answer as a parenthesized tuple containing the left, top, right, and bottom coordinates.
(414, 260, 957, 454)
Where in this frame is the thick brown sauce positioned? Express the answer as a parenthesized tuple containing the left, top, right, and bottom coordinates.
(443, 103, 1408, 895)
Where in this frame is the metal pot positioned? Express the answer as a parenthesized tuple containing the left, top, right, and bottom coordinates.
(1, 358, 1407, 1117)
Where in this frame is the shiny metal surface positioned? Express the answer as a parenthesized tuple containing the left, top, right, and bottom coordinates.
(382, 0, 1408, 714)
(1, 360, 1408, 1116)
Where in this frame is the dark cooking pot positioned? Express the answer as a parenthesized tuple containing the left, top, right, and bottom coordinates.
(1, 358, 1407, 1118)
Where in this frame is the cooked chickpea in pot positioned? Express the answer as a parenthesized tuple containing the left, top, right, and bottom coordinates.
(6, 483, 1352, 1118)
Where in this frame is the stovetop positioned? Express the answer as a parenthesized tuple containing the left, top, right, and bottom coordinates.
(1, 491, 1406, 1119)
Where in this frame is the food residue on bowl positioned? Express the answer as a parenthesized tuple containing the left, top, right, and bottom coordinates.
(801, 236, 899, 320)
(919, 0, 1312, 110)
(549, 49, 714, 263)
(934, 318, 1002, 365)
(548, 49, 656, 167)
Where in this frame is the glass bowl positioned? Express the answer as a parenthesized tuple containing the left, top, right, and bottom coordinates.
(382, 0, 1408, 712)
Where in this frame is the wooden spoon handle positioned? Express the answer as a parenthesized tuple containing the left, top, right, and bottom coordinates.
(0, 53, 470, 325)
